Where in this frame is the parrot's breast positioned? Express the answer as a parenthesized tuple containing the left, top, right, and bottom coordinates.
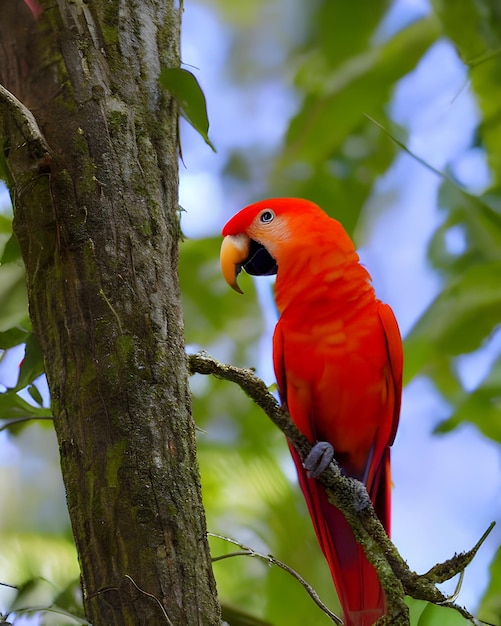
(277, 299, 392, 480)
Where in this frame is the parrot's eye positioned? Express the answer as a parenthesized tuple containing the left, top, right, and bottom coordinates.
(260, 210, 275, 223)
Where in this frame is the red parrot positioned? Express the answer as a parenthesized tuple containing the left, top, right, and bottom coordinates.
(220, 198, 403, 626)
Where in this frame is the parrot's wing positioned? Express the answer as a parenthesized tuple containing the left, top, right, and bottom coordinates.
(272, 318, 387, 626)
(378, 302, 403, 447)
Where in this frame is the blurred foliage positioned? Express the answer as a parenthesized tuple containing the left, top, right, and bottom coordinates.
(277, 14, 439, 234)
(431, 0, 501, 183)
(0, 215, 28, 333)
(478, 544, 501, 624)
(0, 534, 85, 625)
(406, 598, 472, 626)
(404, 2, 501, 454)
(0, 210, 51, 436)
(1, 0, 501, 624)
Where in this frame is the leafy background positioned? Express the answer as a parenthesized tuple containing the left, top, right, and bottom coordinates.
(1, 0, 501, 624)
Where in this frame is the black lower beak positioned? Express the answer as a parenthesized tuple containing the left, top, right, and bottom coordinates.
(239, 239, 278, 277)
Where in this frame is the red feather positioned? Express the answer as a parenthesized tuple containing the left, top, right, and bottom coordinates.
(222, 198, 403, 625)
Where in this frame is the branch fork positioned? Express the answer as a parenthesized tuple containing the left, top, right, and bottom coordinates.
(188, 350, 494, 625)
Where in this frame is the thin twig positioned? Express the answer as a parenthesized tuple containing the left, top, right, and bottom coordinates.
(89, 575, 174, 625)
(209, 532, 343, 625)
(364, 113, 453, 184)
(424, 521, 495, 584)
(211, 550, 251, 562)
(123, 575, 174, 626)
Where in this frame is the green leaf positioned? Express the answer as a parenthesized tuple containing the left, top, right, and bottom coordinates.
(0, 212, 13, 233)
(435, 353, 501, 442)
(431, 0, 501, 185)
(406, 598, 469, 625)
(0, 326, 29, 349)
(27, 383, 44, 407)
(282, 16, 439, 166)
(221, 604, 274, 626)
(37, 606, 90, 624)
(0, 214, 22, 265)
(9, 576, 47, 612)
(273, 109, 399, 236)
(0, 262, 29, 331)
(1, 232, 22, 264)
(313, 0, 391, 69)
(179, 237, 264, 359)
(51, 577, 87, 623)
(429, 183, 501, 275)
(430, 0, 501, 66)
(478, 545, 501, 625)
(0, 533, 80, 615)
(16, 333, 45, 391)
(0, 389, 51, 421)
(404, 260, 501, 383)
(160, 67, 216, 151)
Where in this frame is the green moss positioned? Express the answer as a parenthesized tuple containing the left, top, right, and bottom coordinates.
(52, 167, 74, 202)
(57, 82, 78, 113)
(81, 239, 99, 285)
(73, 129, 88, 154)
(100, 3, 120, 47)
(101, 334, 143, 385)
(115, 334, 135, 362)
(139, 220, 153, 237)
(107, 109, 128, 137)
(106, 440, 128, 488)
(73, 131, 97, 195)
(80, 361, 101, 391)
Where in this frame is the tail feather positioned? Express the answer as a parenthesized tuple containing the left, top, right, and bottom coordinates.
(290, 444, 390, 626)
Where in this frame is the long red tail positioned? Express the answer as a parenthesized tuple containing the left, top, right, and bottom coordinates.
(290, 444, 391, 626)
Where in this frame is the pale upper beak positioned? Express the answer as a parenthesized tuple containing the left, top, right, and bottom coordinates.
(220, 233, 251, 294)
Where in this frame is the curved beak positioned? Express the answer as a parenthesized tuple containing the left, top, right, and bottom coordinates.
(220, 233, 251, 294)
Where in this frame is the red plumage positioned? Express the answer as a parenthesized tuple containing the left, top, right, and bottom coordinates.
(221, 198, 403, 625)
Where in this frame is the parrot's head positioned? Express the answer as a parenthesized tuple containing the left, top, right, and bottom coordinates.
(220, 197, 327, 293)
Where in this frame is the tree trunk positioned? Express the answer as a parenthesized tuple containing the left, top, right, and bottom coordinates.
(0, 1, 220, 624)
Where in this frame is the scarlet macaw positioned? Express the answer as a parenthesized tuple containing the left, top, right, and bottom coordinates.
(220, 198, 403, 626)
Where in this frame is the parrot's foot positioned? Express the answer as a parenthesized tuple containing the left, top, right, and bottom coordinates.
(304, 441, 334, 478)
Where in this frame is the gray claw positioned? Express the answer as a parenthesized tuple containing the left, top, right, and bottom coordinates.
(304, 441, 334, 478)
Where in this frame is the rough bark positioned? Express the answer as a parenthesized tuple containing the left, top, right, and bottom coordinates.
(0, 1, 220, 624)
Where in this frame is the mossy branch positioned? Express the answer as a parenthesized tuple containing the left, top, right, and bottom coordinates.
(188, 350, 493, 626)
(0, 83, 49, 154)
(0, 83, 52, 196)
